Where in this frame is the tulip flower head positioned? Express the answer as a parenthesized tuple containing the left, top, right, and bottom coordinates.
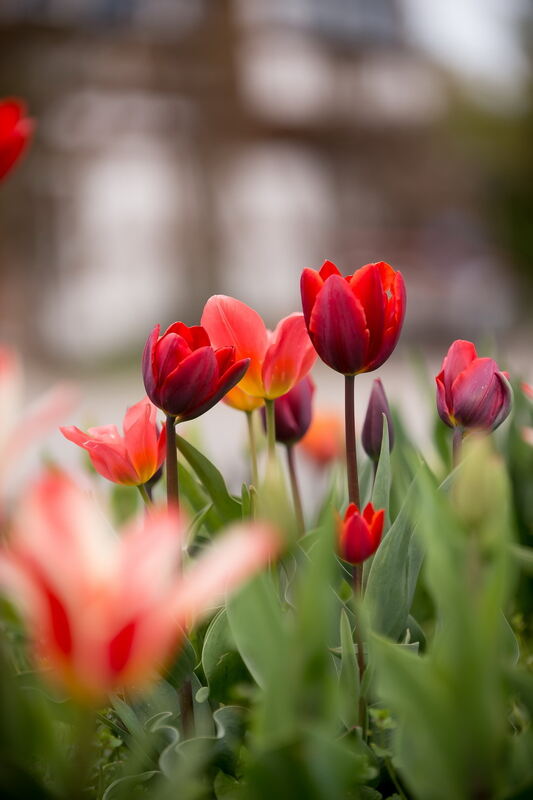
(338, 502, 384, 565)
(362, 378, 394, 462)
(436, 340, 512, 432)
(300, 409, 344, 466)
(61, 397, 166, 486)
(201, 296, 316, 400)
(261, 375, 315, 445)
(142, 322, 250, 420)
(300, 260, 406, 376)
(0, 99, 33, 181)
(0, 471, 279, 702)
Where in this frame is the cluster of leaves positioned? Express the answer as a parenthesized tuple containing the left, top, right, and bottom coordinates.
(1, 378, 533, 800)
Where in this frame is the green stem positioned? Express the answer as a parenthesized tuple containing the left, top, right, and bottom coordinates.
(452, 427, 463, 469)
(246, 410, 259, 487)
(165, 415, 179, 508)
(344, 375, 360, 507)
(265, 398, 276, 460)
(286, 444, 305, 537)
(165, 415, 193, 736)
(137, 483, 152, 508)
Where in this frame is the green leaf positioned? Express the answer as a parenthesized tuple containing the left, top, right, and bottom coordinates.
(176, 435, 241, 523)
(202, 609, 251, 703)
(163, 636, 197, 690)
(371, 416, 391, 521)
(338, 609, 360, 730)
(241, 483, 252, 519)
(365, 475, 420, 640)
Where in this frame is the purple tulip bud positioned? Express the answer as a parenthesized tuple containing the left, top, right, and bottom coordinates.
(361, 378, 394, 462)
(261, 376, 315, 445)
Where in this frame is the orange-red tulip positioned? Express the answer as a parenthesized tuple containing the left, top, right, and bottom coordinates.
(0, 99, 33, 181)
(299, 409, 344, 466)
(300, 260, 406, 376)
(224, 384, 264, 413)
(338, 502, 384, 565)
(0, 471, 279, 702)
(201, 296, 316, 400)
(61, 397, 166, 486)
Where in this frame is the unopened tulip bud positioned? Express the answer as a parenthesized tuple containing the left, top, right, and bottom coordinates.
(338, 502, 384, 565)
(261, 376, 315, 446)
(436, 340, 512, 432)
(362, 379, 394, 462)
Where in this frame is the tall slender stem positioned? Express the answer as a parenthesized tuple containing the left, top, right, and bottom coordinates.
(246, 410, 259, 487)
(137, 483, 152, 508)
(265, 398, 276, 460)
(344, 375, 360, 507)
(452, 427, 463, 469)
(165, 414, 193, 735)
(286, 444, 305, 537)
(165, 415, 179, 507)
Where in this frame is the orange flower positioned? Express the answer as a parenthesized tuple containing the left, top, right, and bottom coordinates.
(61, 397, 165, 486)
(0, 471, 279, 702)
(201, 296, 316, 400)
(224, 384, 264, 413)
(299, 409, 344, 466)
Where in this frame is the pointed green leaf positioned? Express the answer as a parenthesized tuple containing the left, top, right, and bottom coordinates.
(176, 435, 241, 523)
(339, 609, 360, 730)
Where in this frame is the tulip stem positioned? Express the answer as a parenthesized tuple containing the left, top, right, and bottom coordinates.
(246, 410, 260, 488)
(453, 427, 463, 468)
(165, 415, 179, 508)
(265, 399, 277, 460)
(286, 444, 305, 537)
(137, 483, 152, 508)
(344, 375, 360, 508)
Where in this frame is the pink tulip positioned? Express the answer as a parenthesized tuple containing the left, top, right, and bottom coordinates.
(0, 471, 279, 702)
(61, 397, 166, 486)
(201, 296, 316, 400)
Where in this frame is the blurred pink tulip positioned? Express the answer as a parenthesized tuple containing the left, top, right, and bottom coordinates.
(0, 471, 278, 701)
(0, 347, 77, 487)
(61, 397, 166, 486)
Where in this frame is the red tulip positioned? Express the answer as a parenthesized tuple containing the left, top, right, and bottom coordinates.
(362, 378, 394, 462)
(300, 260, 406, 375)
(61, 397, 166, 486)
(201, 296, 316, 400)
(0, 471, 279, 701)
(142, 322, 249, 420)
(261, 375, 315, 445)
(436, 340, 512, 431)
(0, 99, 33, 181)
(338, 502, 384, 565)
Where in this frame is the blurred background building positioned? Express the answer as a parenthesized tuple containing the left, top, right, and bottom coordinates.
(0, 0, 531, 475)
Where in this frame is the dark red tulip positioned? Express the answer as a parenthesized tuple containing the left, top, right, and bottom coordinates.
(338, 502, 384, 565)
(142, 322, 249, 421)
(436, 340, 512, 432)
(362, 378, 394, 462)
(300, 260, 406, 376)
(261, 375, 315, 445)
(0, 99, 33, 181)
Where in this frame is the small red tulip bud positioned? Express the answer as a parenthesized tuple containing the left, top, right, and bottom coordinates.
(436, 340, 512, 432)
(338, 502, 384, 565)
(362, 378, 394, 462)
(261, 376, 315, 445)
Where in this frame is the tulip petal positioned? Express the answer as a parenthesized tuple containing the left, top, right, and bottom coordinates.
(177, 357, 250, 423)
(164, 322, 211, 350)
(262, 313, 316, 399)
(309, 275, 369, 374)
(365, 267, 406, 372)
(123, 401, 160, 483)
(435, 373, 453, 427)
(142, 325, 160, 401)
(451, 358, 507, 429)
(202, 295, 268, 396)
(224, 384, 264, 412)
(441, 340, 477, 405)
(160, 346, 218, 418)
(350, 263, 386, 362)
(300, 268, 325, 326)
(171, 523, 279, 629)
(156, 333, 192, 384)
(85, 441, 138, 485)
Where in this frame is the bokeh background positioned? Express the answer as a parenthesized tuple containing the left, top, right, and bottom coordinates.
(1, 0, 532, 487)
